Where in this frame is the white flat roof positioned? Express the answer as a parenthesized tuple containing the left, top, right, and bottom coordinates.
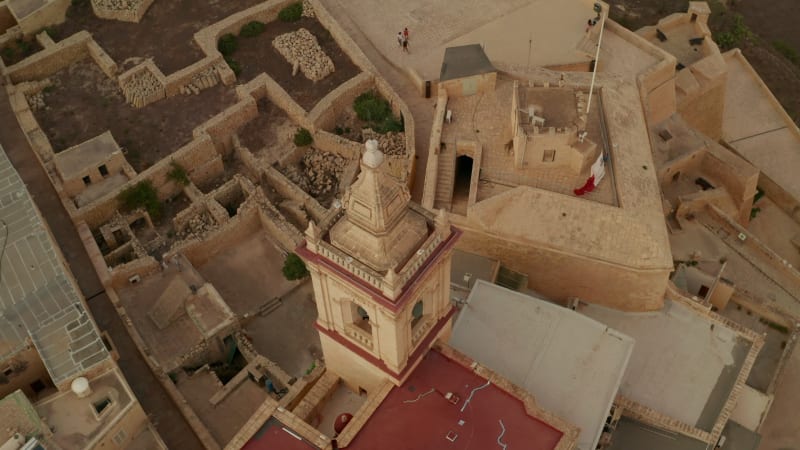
(450, 280, 634, 450)
(580, 300, 751, 430)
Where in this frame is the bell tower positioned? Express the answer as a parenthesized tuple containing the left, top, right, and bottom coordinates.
(297, 140, 460, 392)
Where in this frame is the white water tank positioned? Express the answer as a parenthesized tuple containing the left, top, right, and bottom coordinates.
(71, 376, 92, 398)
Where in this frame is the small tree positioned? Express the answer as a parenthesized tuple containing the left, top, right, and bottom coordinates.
(282, 253, 309, 280)
(294, 128, 313, 146)
(118, 180, 163, 220)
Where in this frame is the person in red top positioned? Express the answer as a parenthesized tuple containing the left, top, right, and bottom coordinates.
(403, 27, 409, 41)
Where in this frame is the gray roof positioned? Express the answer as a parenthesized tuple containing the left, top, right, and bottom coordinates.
(451, 280, 634, 450)
(0, 146, 108, 385)
(439, 44, 496, 82)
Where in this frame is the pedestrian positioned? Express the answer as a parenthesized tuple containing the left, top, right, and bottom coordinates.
(397, 31, 404, 48)
(403, 27, 409, 42)
(402, 37, 409, 53)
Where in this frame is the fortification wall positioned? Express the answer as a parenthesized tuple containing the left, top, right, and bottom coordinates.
(452, 215, 669, 311)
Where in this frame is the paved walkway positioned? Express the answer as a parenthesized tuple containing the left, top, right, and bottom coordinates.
(0, 85, 204, 450)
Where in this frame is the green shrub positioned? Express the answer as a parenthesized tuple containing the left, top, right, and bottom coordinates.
(754, 187, 765, 203)
(278, 2, 303, 22)
(282, 253, 309, 280)
(334, 125, 344, 135)
(240, 21, 266, 38)
(714, 14, 752, 50)
(353, 91, 405, 134)
(750, 207, 761, 219)
(44, 27, 60, 41)
(294, 128, 313, 146)
(224, 56, 242, 77)
(217, 33, 238, 56)
(773, 40, 799, 66)
(167, 161, 190, 186)
(118, 180, 163, 220)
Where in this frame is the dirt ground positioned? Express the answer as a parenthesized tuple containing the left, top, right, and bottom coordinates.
(238, 98, 296, 163)
(0, 36, 42, 66)
(197, 233, 297, 316)
(33, 60, 236, 171)
(231, 17, 361, 110)
(53, 0, 263, 74)
(609, 0, 800, 125)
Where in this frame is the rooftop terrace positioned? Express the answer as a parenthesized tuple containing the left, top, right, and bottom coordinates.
(346, 348, 565, 450)
(450, 280, 633, 450)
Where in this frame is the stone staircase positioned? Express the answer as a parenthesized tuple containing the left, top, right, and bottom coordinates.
(433, 146, 456, 211)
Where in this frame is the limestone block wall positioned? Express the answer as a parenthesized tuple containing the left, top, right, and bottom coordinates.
(75, 135, 222, 228)
(675, 187, 737, 222)
(256, 198, 304, 251)
(119, 60, 166, 108)
(422, 89, 449, 209)
(677, 67, 726, 140)
(452, 216, 670, 311)
(6, 31, 90, 82)
(90, 0, 155, 23)
(605, 21, 677, 125)
(312, 130, 362, 160)
(108, 255, 161, 290)
(0, 4, 16, 33)
(193, 0, 290, 57)
(14, 0, 69, 37)
(193, 96, 258, 156)
(263, 165, 327, 221)
(169, 207, 261, 268)
(439, 72, 497, 98)
(308, 71, 372, 131)
(164, 58, 224, 96)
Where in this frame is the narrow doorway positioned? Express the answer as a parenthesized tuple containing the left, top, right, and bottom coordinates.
(453, 155, 473, 215)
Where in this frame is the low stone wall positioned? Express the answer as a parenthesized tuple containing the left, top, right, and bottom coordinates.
(308, 71, 372, 131)
(108, 255, 161, 290)
(194, 97, 258, 156)
(6, 31, 91, 82)
(15, 0, 70, 37)
(76, 134, 221, 228)
(90, 0, 155, 23)
(313, 130, 361, 160)
(164, 57, 224, 96)
(193, 0, 290, 56)
(256, 198, 304, 251)
(119, 60, 165, 108)
(263, 165, 327, 221)
(422, 90, 448, 208)
(311, 0, 377, 74)
(169, 206, 261, 268)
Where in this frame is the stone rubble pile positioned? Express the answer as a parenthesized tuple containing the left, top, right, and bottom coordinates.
(180, 66, 220, 95)
(272, 28, 335, 82)
(27, 91, 46, 111)
(302, 0, 316, 18)
(178, 212, 216, 241)
(121, 67, 162, 108)
(362, 129, 406, 156)
(282, 148, 346, 198)
(92, 0, 145, 11)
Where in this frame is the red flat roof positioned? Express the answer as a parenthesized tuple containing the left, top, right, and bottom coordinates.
(243, 418, 319, 450)
(347, 349, 563, 450)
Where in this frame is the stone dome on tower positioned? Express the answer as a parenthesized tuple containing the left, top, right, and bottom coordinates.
(328, 139, 428, 272)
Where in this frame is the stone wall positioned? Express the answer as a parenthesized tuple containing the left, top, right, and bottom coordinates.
(76, 134, 222, 228)
(422, 90, 449, 208)
(452, 215, 670, 311)
(90, 0, 155, 23)
(194, 96, 258, 155)
(308, 71, 372, 131)
(15, 0, 70, 37)
(263, 165, 327, 221)
(6, 31, 91, 82)
(164, 58, 224, 96)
